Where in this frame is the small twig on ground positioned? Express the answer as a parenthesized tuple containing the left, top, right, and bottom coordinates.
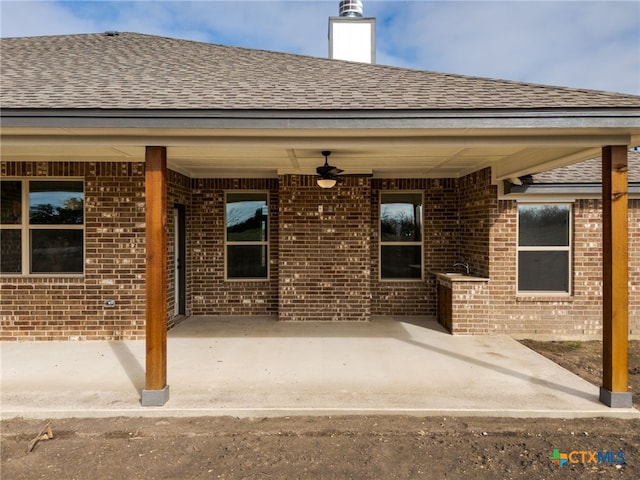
(28, 421, 53, 453)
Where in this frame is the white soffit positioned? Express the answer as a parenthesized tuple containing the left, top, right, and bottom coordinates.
(0, 127, 635, 179)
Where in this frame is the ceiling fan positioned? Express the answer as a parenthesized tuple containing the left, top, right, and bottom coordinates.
(316, 151, 372, 188)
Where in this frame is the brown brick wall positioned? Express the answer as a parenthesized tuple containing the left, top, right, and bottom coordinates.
(489, 200, 518, 329)
(279, 175, 370, 321)
(424, 178, 463, 274)
(0, 162, 147, 340)
(190, 178, 279, 316)
(371, 178, 459, 316)
(450, 280, 490, 334)
(458, 169, 496, 278)
(629, 199, 639, 336)
(431, 168, 495, 334)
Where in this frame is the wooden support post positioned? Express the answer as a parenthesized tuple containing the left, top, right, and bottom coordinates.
(600, 145, 632, 408)
(142, 146, 170, 406)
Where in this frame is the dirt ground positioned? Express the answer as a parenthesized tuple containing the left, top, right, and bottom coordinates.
(2, 340, 639, 480)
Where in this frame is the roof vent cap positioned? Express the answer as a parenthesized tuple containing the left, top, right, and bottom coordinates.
(339, 0, 363, 17)
(104, 31, 120, 37)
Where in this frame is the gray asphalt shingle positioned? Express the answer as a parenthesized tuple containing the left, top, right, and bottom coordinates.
(2, 32, 640, 110)
(531, 150, 640, 184)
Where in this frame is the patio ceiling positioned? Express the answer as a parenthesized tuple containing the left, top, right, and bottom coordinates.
(2, 124, 637, 181)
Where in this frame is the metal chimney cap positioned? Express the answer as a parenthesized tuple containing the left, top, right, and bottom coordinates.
(339, 0, 363, 17)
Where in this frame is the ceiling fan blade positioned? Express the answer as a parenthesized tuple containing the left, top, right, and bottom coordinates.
(339, 173, 373, 178)
(317, 165, 343, 177)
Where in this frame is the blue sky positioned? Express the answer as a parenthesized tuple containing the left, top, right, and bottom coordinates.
(1, 0, 639, 95)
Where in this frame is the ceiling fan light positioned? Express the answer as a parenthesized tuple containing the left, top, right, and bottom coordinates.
(317, 178, 337, 189)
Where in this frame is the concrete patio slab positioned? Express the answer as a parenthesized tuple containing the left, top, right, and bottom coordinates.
(1, 316, 638, 419)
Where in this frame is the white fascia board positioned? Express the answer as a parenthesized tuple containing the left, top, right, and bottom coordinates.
(499, 184, 640, 200)
(1, 133, 632, 149)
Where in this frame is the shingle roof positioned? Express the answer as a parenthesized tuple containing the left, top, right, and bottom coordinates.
(531, 149, 640, 184)
(2, 32, 640, 110)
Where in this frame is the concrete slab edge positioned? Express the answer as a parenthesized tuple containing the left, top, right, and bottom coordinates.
(3, 407, 639, 421)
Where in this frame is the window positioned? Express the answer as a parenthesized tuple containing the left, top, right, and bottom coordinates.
(225, 192, 268, 279)
(517, 204, 571, 293)
(380, 192, 423, 280)
(0, 180, 84, 275)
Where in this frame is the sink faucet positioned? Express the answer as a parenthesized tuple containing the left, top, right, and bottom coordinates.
(453, 261, 470, 275)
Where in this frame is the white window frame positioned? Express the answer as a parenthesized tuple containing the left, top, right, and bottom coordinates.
(0, 178, 85, 277)
(379, 191, 424, 282)
(224, 190, 269, 281)
(516, 202, 572, 296)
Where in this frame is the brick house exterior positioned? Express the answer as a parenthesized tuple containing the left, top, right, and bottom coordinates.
(1, 33, 639, 346)
(2, 156, 638, 340)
